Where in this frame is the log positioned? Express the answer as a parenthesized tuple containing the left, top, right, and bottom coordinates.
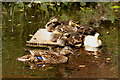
(26, 29, 60, 47)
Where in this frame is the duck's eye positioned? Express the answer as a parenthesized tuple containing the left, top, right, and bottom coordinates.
(34, 38, 37, 40)
(58, 29, 62, 31)
(67, 34, 70, 37)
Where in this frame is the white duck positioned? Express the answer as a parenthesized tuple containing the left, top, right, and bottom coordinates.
(84, 33, 102, 48)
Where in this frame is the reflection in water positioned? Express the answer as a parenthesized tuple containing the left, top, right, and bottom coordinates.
(85, 46, 100, 52)
(2, 3, 118, 78)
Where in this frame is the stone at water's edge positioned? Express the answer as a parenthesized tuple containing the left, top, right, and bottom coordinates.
(26, 29, 60, 47)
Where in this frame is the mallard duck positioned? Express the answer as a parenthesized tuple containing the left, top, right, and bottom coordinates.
(67, 32, 85, 46)
(60, 46, 76, 55)
(17, 50, 68, 64)
(50, 25, 63, 42)
(77, 25, 96, 35)
(57, 33, 68, 46)
(57, 32, 84, 46)
(84, 33, 102, 47)
(17, 54, 39, 62)
(45, 17, 61, 32)
(30, 50, 68, 64)
(69, 20, 80, 29)
(55, 24, 76, 33)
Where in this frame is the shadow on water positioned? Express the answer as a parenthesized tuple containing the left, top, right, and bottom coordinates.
(2, 2, 119, 78)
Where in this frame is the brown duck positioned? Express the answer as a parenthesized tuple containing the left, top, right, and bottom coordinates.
(45, 17, 62, 32)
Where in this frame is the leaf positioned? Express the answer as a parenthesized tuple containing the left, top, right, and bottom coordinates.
(112, 6, 120, 8)
(79, 65, 86, 68)
(80, 2, 86, 6)
(106, 58, 111, 61)
(39, 4, 48, 12)
(63, 2, 68, 5)
(49, 6, 56, 11)
(48, 67, 53, 69)
(19, 9, 24, 12)
(57, 7, 61, 11)
(26, 41, 30, 43)
(80, 7, 85, 11)
(29, 34, 33, 37)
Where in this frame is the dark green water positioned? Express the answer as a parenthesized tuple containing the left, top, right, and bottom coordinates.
(2, 2, 119, 78)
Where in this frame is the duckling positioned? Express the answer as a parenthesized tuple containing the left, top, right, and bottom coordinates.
(84, 33, 102, 47)
(60, 46, 75, 55)
(57, 34, 67, 46)
(50, 25, 63, 42)
(77, 25, 96, 35)
(63, 25, 77, 33)
(58, 32, 84, 46)
(69, 20, 80, 30)
(68, 32, 85, 45)
(57, 32, 77, 46)
(55, 24, 76, 33)
(45, 17, 61, 32)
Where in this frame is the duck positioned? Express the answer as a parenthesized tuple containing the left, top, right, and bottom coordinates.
(55, 24, 76, 33)
(84, 33, 102, 47)
(69, 20, 96, 35)
(57, 31, 85, 46)
(77, 25, 96, 35)
(67, 32, 85, 46)
(59, 46, 78, 55)
(18, 50, 68, 64)
(45, 17, 62, 32)
(30, 50, 68, 64)
(69, 20, 80, 30)
(57, 33, 68, 46)
(50, 25, 63, 42)
(17, 54, 39, 62)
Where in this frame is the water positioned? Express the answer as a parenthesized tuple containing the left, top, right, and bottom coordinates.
(2, 3, 119, 78)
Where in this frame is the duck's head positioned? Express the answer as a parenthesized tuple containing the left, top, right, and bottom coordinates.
(60, 46, 79, 55)
(49, 17, 58, 23)
(69, 20, 80, 27)
(60, 46, 72, 55)
(63, 33, 70, 38)
(94, 33, 102, 43)
(54, 25, 64, 33)
(69, 20, 76, 26)
(95, 33, 99, 38)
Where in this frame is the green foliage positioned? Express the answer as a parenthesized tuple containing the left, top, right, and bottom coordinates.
(112, 6, 120, 8)
(2, 2, 119, 24)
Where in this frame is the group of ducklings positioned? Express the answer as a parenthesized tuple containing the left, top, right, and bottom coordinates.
(46, 17, 101, 47)
(17, 17, 102, 65)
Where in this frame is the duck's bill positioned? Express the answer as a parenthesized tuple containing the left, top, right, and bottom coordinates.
(17, 58, 30, 62)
